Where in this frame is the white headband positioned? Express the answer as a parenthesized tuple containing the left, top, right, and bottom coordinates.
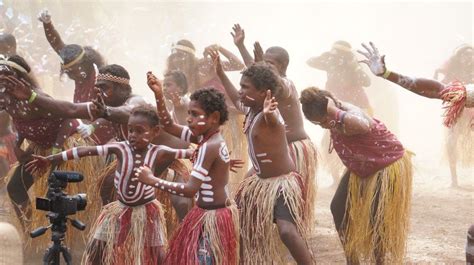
(0, 55, 27, 73)
(172, 44, 196, 55)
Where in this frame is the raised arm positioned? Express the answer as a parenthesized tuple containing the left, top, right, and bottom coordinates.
(93, 94, 146, 124)
(136, 144, 217, 198)
(25, 144, 115, 173)
(38, 10, 65, 55)
(306, 52, 332, 71)
(231, 24, 254, 67)
(204, 44, 245, 71)
(2, 75, 95, 119)
(263, 90, 280, 126)
(147, 72, 200, 143)
(210, 51, 243, 112)
(358, 42, 445, 99)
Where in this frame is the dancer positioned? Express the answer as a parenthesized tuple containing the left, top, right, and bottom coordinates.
(300, 86, 413, 264)
(359, 42, 473, 187)
(140, 74, 240, 265)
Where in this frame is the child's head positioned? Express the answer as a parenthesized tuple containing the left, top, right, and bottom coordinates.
(163, 70, 188, 98)
(128, 104, 160, 150)
(187, 88, 228, 135)
(264, 46, 289, 76)
(239, 62, 280, 107)
(0, 33, 16, 56)
(300, 86, 340, 129)
(59, 44, 105, 81)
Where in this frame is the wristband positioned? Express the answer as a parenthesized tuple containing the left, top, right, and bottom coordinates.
(382, 69, 391, 79)
(28, 91, 37, 103)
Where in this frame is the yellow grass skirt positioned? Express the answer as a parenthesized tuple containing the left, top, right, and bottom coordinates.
(343, 151, 413, 264)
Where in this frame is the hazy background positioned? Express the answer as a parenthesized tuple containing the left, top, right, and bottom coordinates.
(5, 0, 473, 186)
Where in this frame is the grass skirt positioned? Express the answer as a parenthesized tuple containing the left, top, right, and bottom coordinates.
(235, 172, 309, 265)
(164, 202, 239, 265)
(342, 151, 413, 263)
(82, 199, 167, 265)
(289, 138, 318, 231)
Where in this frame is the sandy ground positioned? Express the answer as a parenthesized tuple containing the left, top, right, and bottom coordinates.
(0, 162, 472, 264)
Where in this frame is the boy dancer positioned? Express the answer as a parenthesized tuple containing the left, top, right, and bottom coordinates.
(213, 51, 313, 264)
(138, 74, 240, 265)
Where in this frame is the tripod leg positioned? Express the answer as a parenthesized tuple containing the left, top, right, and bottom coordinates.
(61, 245, 73, 265)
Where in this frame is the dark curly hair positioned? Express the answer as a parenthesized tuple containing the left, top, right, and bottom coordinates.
(190, 88, 228, 125)
(98, 64, 132, 98)
(241, 62, 281, 95)
(164, 70, 188, 95)
(130, 104, 160, 127)
(300, 87, 341, 120)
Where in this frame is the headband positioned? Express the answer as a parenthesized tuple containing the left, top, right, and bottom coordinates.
(0, 55, 27, 73)
(62, 48, 85, 69)
(97, 73, 130, 85)
(172, 44, 196, 55)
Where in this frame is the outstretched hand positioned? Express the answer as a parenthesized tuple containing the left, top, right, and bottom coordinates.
(231, 24, 245, 46)
(263, 90, 278, 114)
(253, 42, 264, 63)
(134, 166, 156, 186)
(147, 71, 163, 95)
(2, 75, 33, 100)
(209, 50, 224, 74)
(357, 42, 386, 76)
(230, 158, 244, 173)
(25, 155, 51, 175)
(90, 88, 107, 119)
(38, 9, 52, 24)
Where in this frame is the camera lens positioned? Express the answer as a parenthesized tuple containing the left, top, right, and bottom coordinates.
(72, 193, 87, 211)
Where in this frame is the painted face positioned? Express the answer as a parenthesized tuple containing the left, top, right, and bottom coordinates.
(63, 63, 87, 81)
(163, 77, 182, 99)
(186, 100, 213, 136)
(239, 76, 265, 107)
(167, 52, 188, 72)
(127, 115, 156, 151)
(95, 80, 115, 105)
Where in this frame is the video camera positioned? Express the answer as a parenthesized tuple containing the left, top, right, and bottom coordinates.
(30, 171, 88, 265)
(35, 171, 87, 217)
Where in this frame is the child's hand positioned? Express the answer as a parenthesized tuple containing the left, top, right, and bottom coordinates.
(134, 166, 156, 186)
(146, 72, 163, 95)
(25, 155, 50, 175)
(230, 159, 244, 173)
(210, 50, 224, 74)
(253, 42, 264, 63)
(38, 9, 52, 24)
(263, 90, 278, 114)
(231, 24, 245, 46)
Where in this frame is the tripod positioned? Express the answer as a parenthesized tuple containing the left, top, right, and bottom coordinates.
(31, 212, 85, 265)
